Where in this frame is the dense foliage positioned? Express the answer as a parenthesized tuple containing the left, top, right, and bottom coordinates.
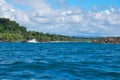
(0, 18, 72, 42)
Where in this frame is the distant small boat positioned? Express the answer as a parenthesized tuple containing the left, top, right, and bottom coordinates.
(27, 39, 37, 43)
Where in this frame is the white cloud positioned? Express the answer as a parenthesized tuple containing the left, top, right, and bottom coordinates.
(0, 0, 14, 18)
(0, 0, 120, 37)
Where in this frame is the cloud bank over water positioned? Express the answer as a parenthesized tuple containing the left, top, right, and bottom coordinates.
(0, 0, 120, 37)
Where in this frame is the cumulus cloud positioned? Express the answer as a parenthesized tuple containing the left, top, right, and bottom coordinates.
(0, 0, 120, 37)
(0, 0, 14, 18)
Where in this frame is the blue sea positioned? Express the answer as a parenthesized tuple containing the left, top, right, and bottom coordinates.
(0, 42, 120, 80)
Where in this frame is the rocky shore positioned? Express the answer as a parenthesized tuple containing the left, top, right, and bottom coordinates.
(93, 37, 120, 44)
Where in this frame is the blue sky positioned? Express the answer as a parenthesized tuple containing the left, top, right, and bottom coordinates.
(0, 0, 120, 37)
(47, 0, 120, 10)
(8, 0, 120, 10)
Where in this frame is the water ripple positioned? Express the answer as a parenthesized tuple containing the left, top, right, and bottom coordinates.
(0, 42, 120, 80)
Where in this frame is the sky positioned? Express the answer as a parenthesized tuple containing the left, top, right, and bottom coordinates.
(0, 0, 120, 37)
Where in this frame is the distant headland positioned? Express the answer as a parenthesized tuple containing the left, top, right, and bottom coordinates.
(0, 18, 72, 42)
(0, 18, 120, 43)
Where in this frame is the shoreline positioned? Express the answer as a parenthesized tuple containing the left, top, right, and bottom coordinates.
(0, 40, 90, 43)
(0, 41, 120, 44)
(0, 37, 120, 44)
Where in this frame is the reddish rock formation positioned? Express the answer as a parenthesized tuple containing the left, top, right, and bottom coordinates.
(98, 37, 120, 43)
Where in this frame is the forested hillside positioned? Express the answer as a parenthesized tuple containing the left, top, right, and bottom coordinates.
(0, 18, 70, 42)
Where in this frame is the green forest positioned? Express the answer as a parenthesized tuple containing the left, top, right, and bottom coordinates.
(0, 18, 79, 42)
(0, 18, 119, 43)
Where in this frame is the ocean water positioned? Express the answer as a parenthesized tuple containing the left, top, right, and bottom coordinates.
(0, 42, 120, 80)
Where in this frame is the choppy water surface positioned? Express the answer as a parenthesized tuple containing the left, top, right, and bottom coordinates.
(0, 42, 120, 80)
